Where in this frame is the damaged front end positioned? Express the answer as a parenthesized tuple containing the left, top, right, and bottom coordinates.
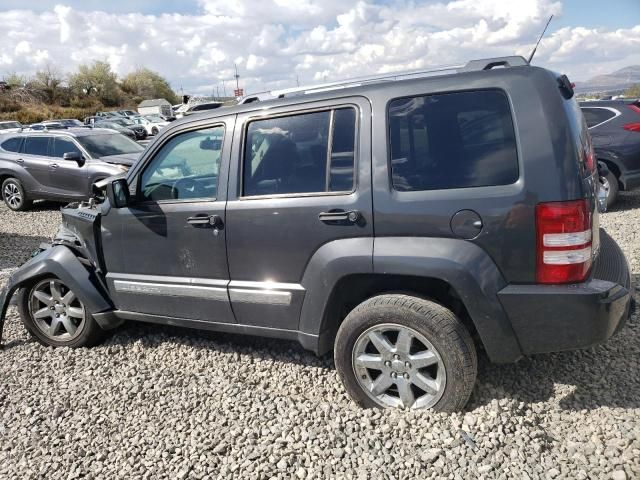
(0, 199, 121, 348)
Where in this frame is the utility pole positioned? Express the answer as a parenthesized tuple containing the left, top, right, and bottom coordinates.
(222, 80, 227, 97)
(296, 74, 300, 87)
(234, 64, 240, 90)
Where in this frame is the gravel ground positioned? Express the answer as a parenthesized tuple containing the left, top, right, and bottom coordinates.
(0, 195, 639, 480)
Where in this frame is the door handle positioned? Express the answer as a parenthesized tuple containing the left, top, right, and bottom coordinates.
(16, 158, 24, 164)
(50, 163, 59, 169)
(187, 214, 223, 228)
(318, 210, 361, 224)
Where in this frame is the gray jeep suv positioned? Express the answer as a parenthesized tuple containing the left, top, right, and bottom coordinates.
(0, 57, 633, 411)
(0, 128, 143, 210)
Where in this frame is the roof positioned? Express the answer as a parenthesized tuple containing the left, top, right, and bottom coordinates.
(165, 56, 537, 128)
(138, 98, 172, 107)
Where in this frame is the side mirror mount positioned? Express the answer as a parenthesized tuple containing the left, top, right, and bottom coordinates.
(106, 178, 130, 208)
(63, 151, 85, 167)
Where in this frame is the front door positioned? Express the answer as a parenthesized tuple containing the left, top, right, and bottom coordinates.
(225, 98, 373, 330)
(102, 118, 235, 323)
(48, 136, 88, 198)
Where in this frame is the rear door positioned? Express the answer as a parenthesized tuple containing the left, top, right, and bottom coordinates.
(21, 135, 52, 193)
(49, 136, 88, 198)
(225, 97, 372, 330)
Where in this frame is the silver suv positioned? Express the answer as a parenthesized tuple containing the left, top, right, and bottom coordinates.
(0, 128, 144, 210)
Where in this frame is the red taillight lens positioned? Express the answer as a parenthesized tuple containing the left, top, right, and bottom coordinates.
(536, 200, 592, 284)
(623, 122, 640, 133)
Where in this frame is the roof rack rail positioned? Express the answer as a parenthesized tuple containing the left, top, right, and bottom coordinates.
(239, 55, 529, 104)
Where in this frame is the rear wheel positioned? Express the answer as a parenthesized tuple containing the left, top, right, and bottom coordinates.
(17, 277, 105, 348)
(335, 294, 477, 412)
(600, 170, 619, 208)
(2, 178, 32, 211)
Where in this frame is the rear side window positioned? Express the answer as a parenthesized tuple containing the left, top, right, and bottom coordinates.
(52, 137, 82, 158)
(388, 90, 518, 191)
(0, 137, 22, 152)
(243, 108, 357, 196)
(23, 136, 50, 156)
(581, 107, 617, 128)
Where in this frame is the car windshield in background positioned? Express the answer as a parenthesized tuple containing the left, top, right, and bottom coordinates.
(0, 122, 22, 129)
(76, 133, 144, 157)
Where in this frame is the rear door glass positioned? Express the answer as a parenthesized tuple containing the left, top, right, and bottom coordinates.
(388, 90, 518, 191)
(23, 136, 50, 156)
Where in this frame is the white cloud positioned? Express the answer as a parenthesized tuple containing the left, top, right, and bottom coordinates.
(0, 0, 638, 96)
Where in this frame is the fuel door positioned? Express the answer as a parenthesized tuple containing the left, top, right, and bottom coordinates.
(450, 209, 483, 240)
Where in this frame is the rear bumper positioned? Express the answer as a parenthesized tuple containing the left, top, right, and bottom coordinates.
(498, 229, 633, 355)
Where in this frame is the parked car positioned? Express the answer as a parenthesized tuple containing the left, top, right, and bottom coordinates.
(53, 119, 86, 128)
(580, 100, 640, 207)
(23, 121, 68, 132)
(0, 121, 23, 133)
(0, 128, 143, 210)
(95, 111, 123, 118)
(115, 110, 139, 118)
(174, 101, 223, 119)
(0, 56, 633, 413)
(130, 115, 169, 135)
(101, 118, 147, 140)
(93, 121, 139, 141)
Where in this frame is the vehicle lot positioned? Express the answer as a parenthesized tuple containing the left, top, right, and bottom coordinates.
(0, 196, 638, 479)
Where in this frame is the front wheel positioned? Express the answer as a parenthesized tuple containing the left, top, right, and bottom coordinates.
(17, 277, 106, 348)
(151, 127, 159, 135)
(334, 294, 477, 412)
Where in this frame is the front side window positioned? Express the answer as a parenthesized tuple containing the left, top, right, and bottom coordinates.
(23, 136, 50, 156)
(52, 137, 82, 158)
(243, 107, 357, 196)
(389, 90, 518, 191)
(139, 126, 224, 202)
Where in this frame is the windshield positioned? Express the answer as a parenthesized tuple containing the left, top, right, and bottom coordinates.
(77, 133, 144, 157)
(111, 118, 135, 127)
(0, 122, 22, 129)
(61, 119, 84, 127)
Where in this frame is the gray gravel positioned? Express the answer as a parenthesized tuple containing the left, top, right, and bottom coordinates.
(1, 196, 639, 480)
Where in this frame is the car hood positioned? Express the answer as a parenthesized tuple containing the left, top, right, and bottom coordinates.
(98, 152, 140, 166)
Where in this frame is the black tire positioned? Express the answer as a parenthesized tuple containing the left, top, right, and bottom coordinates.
(151, 127, 159, 135)
(602, 170, 619, 208)
(17, 277, 106, 348)
(334, 294, 477, 412)
(2, 177, 32, 211)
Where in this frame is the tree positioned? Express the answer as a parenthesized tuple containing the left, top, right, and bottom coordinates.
(3, 73, 27, 88)
(31, 65, 64, 103)
(69, 61, 121, 106)
(625, 84, 640, 98)
(120, 68, 178, 104)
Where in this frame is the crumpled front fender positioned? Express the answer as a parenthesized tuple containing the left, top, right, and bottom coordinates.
(0, 245, 115, 346)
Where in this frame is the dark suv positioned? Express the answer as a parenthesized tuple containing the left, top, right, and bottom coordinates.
(0, 57, 633, 412)
(580, 99, 640, 206)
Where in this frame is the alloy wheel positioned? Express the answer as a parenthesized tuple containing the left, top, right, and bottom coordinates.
(352, 323, 446, 409)
(3, 182, 22, 209)
(28, 279, 86, 341)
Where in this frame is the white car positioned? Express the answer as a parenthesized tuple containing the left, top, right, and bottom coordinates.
(0, 121, 23, 134)
(131, 115, 169, 136)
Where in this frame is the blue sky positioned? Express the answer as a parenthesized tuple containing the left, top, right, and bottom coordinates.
(0, 1, 638, 94)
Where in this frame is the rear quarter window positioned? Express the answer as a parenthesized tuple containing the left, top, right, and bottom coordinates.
(388, 89, 518, 191)
(0, 137, 22, 152)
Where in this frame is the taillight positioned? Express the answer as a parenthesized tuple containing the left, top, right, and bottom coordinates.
(584, 136, 595, 172)
(625, 105, 640, 132)
(536, 200, 592, 284)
